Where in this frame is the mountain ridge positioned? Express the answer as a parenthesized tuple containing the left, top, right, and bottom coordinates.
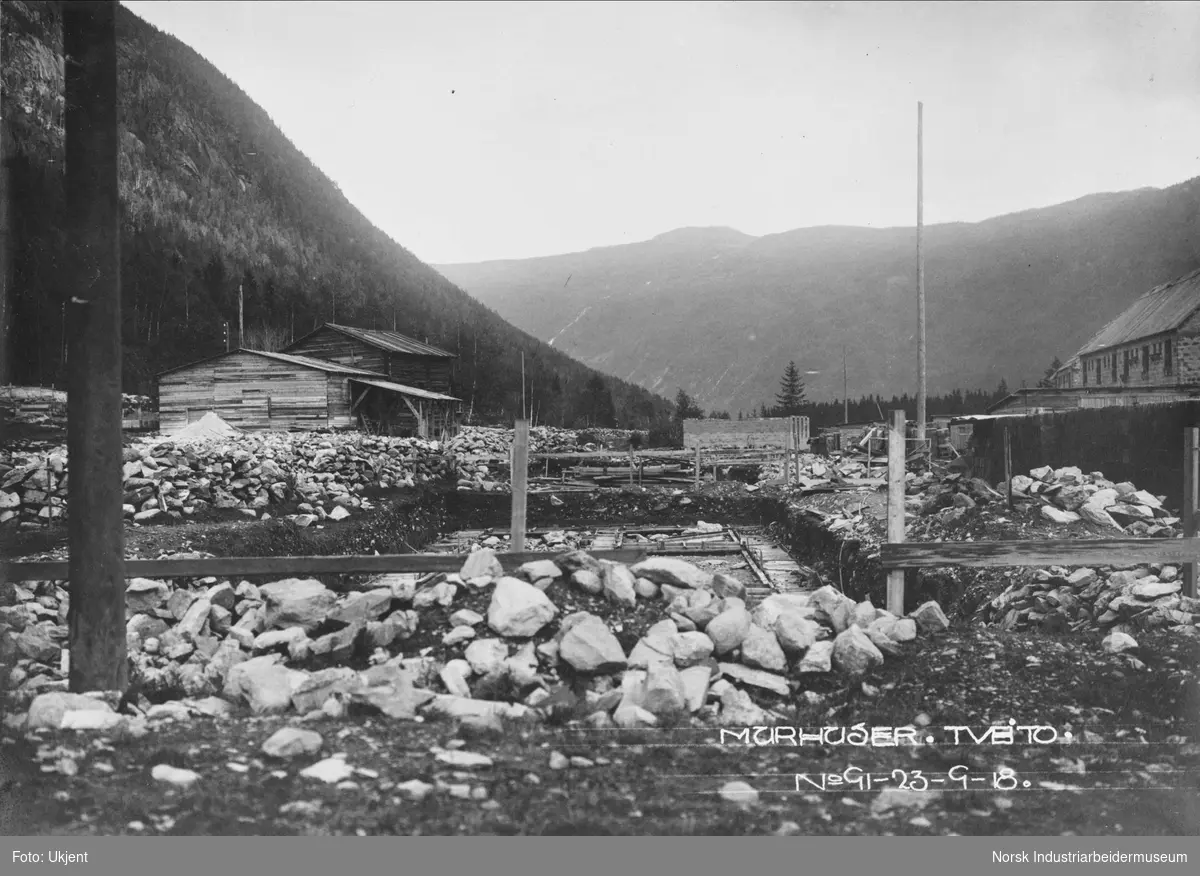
(435, 176, 1200, 415)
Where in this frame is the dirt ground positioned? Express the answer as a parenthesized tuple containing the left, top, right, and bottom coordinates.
(3, 480, 1199, 836)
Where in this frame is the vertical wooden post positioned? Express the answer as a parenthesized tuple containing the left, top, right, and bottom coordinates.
(694, 443, 701, 491)
(1184, 427, 1198, 598)
(510, 419, 529, 552)
(628, 446, 634, 486)
(1004, 427, 1014, 511)
(63, 1, 127, 693)
(887, 410, 907, 616)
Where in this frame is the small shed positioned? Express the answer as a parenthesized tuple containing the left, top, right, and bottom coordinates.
(157, 349, 461, 439)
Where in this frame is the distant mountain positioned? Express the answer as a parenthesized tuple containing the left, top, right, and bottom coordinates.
(436, 182, 1200, 416)
(0, 0, 671, 428)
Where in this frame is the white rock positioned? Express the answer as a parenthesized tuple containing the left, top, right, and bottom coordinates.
(223, 655, 297, 714)
(262, 727, 323, 759)
(705, 605, 751, 655)
(630, 557, 713, 590)
(1041, 506, 1081, 525)
(152, 764, 200, 787)
(519, 559, 562, 582)
(435, 750, 493, 768)
(910, 601, 950, 633)
(774, 611, 821, 655)
(679, 665, 712, 712)
(570, 570, 603, 595)
(643, 661, 688, 715)
(832, 625, 885, 675)
(259, 579, 337, 633)
(464, 639, 510, 676)
(719, 662, 790, 696)
(300, 757, 355, 783)
(1102, 631, 1138, 654)
(461, 548, 503, 581)
(600, 562, 638, 607)
(559, 615, 627, 673)
(487, 577, 557, 637)
(739, 623, 787, 673)
(796, 640, 834, 673)
(719, 780, 759, 808)
(669, 631, 714, 668)
(26, 692, 113, 731)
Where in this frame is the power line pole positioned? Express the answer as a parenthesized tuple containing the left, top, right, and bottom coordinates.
(843, 344, 848, 424)
(238, 281, 244, 349)
(64, 0, 127, 693)
(916, 100, 927, 448)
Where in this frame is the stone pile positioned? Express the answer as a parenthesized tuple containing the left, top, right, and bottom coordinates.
(911, 465, 1178, 535)
(0, 431, 472, 528)
(448, 427, 583, 458)
(754, 453, 883, 489)
(977, 563, 1200, 637)
(3, 549, 950, 735)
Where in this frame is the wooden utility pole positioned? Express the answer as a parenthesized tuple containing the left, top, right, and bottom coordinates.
(238, 282, 244, 349)
(886, 409, 906, 615)
(1183, 427, 1198, 598)
(510, 420, 529, 551)
(63, 0, 127, 693)
(520, 351, 526, 421)
(843, 345, 848, 424)
(916, 101, 927, 448)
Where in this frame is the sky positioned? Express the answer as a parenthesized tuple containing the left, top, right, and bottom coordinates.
(121, 0, 1200, 265)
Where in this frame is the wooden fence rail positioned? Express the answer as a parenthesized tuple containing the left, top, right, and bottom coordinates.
(0, 548, 648, 583)
(882, 417, 1199, 603)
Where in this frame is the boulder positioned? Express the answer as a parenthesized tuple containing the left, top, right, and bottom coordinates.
(487, 577, 557, 638)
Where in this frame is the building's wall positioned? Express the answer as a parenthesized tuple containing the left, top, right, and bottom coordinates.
(289, 327, 388, 374)
(1079, 330, 1186, 389)
(387, 355, 453, 394)
(1173, 308, 1200, 386)
(159, 352, 330, 433)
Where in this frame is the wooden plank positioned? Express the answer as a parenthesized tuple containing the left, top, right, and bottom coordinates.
(886, 409, 906, 614)
(1181, 425, 1199, 590)
(882, 538, 1200, 569)
(63, 1, 127, 693)
(1, 548, 649, 582)
(511, 419, 529, 551)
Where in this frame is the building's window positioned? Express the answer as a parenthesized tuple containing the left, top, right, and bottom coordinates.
(1082, 359, 1088, 386)
(1165, 338, 1174, 376)
(1143, 345, 1150, 378)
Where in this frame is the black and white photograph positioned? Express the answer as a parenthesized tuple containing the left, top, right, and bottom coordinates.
(0, 0, 1198, 854)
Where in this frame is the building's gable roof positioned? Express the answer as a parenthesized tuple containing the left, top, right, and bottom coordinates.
(1076, 267, 1200, 357)
(157, 348, 382, 378)
(286, 323, 456, 359)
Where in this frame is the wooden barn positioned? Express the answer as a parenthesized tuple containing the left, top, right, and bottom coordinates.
(284, 323, 456, 394)
(157, 349, 461, 439)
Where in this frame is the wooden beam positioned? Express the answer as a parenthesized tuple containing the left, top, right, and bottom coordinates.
(882, 538, 1200, 570)
(510, 419, 529, 551)
(1184, 427, 1198, 598)
(886, 409, 906, 614)
(350, 386, 370, 413)
(63, 1, 127, 693)
(1, 548, 649, 583)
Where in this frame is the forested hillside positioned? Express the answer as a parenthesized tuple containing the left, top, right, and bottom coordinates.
(0, 0, 672, 428)
(439, 184, 1200, 416)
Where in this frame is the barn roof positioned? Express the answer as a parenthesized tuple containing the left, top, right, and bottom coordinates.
(1076, 267, 1200, 357)
(156, 348, 382, 378)
(349, 376, 460, 402)
(287, 323, 456, 358)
